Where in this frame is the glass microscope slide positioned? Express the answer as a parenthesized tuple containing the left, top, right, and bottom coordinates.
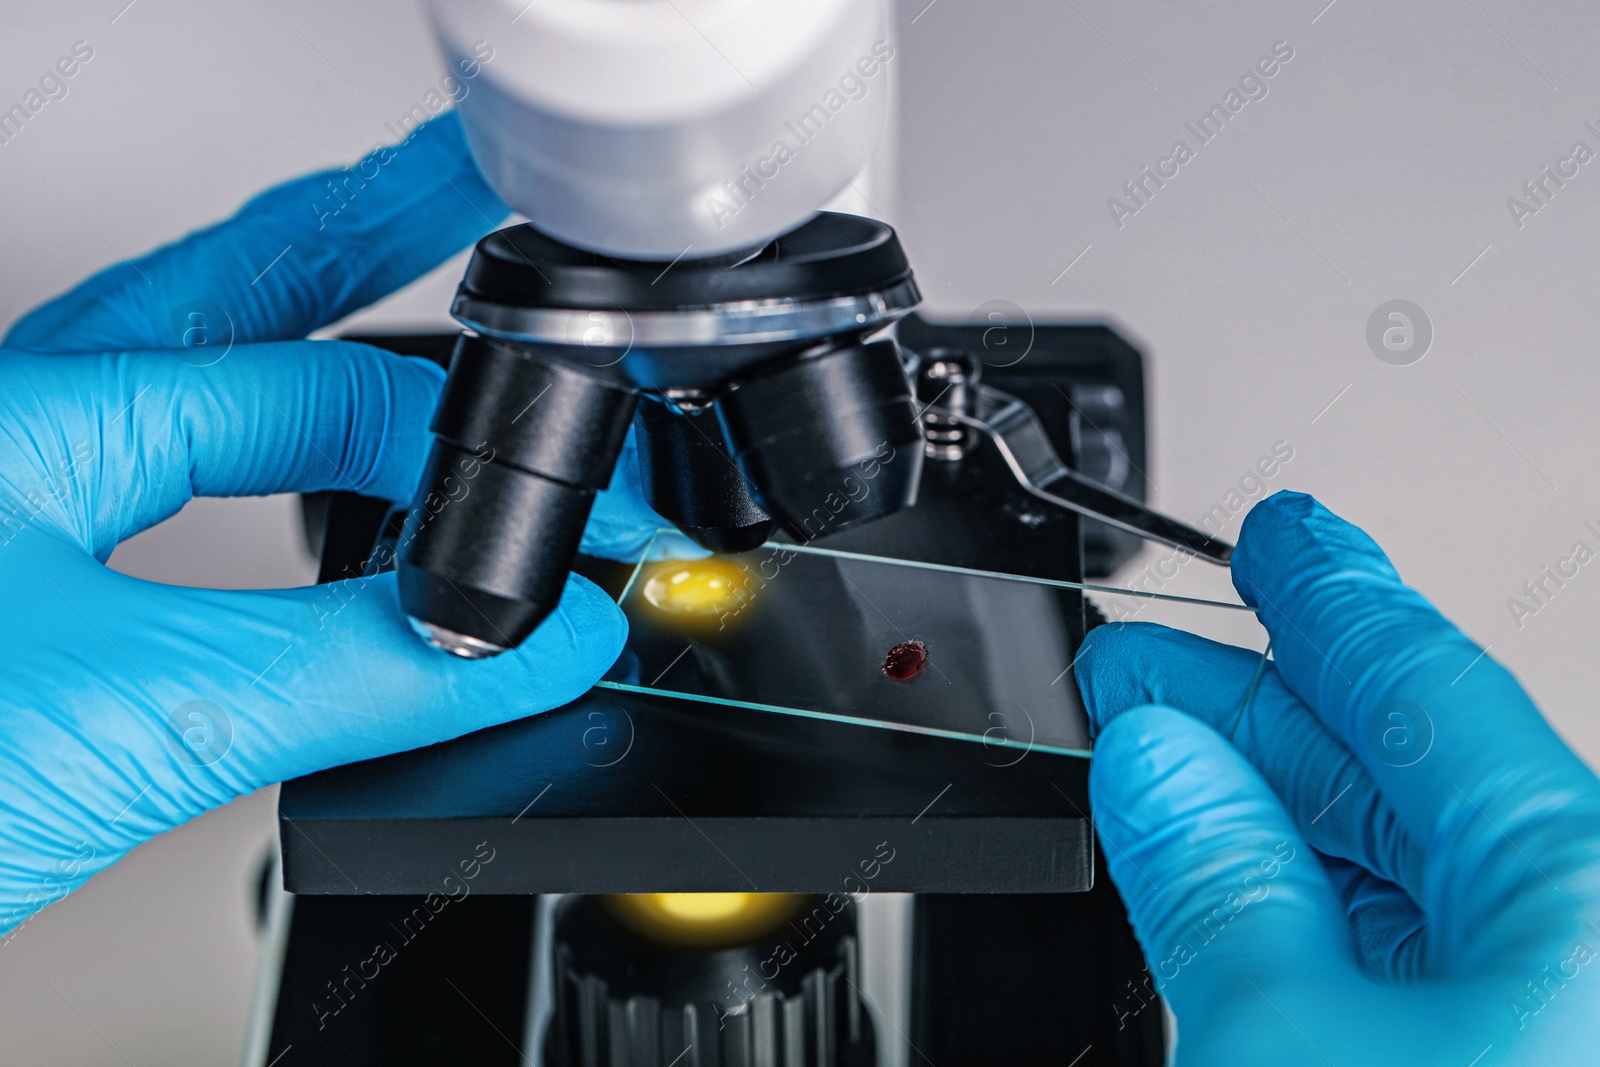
(598, 532, 1269, 758)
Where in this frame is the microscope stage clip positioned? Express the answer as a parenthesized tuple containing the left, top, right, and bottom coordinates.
(942, 384, 1233, 566)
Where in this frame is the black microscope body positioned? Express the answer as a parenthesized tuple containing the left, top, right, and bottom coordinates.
(263, 215, 1171, 1066)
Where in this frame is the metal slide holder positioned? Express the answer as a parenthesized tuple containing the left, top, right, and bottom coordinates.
(910, 348, 1233, 566)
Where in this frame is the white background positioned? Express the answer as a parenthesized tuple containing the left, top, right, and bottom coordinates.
(3, 0, 1600, 1062)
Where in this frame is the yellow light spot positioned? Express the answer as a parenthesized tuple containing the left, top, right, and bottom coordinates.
(600, 892, 813, 949)
(641, 559, 754, 620)
(655, 892, 751, 922)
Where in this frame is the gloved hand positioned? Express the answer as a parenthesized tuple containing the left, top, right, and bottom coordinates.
(1077, 491, 1600, 1064)
(0, 113, 670, 939)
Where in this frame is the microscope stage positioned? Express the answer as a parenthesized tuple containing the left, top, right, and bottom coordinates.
(279, 683, 1094, 895)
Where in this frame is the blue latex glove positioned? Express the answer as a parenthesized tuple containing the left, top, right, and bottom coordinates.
(1077, 492, 1600, 1064)
(0, 113, 671, 939)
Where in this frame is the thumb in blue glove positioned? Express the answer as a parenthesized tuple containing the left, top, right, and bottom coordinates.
(1078, 492, 1600, 1064)
(0, 113, 674, 939)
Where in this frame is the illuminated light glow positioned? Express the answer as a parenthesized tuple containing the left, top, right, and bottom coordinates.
(601, 892, 813, 949)
(641, 559, 755, 619)
(655, 892, 752, 922)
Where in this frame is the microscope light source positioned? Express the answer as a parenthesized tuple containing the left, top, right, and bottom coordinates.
(600, 892, 812, 949)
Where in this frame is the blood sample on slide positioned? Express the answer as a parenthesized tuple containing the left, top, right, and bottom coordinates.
(882, 640, 929, 681)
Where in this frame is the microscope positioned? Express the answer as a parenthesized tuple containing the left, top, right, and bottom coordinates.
(247, 3, 1233, 1064)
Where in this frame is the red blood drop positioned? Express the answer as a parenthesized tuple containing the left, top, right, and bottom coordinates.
(883, 640, 929, 681)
